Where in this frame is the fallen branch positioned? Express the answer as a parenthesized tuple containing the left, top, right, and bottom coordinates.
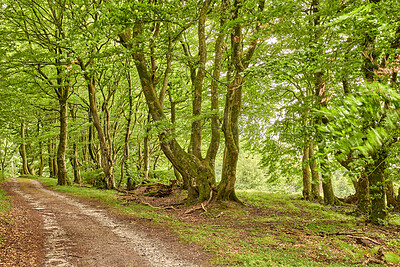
(141, 201, 164, 210)
(201, 203, 207, 213)
(184, 200, 211, 214)
(215, 212, 224, 218)
(349, 235, 380, 245)
(334, 231, 364, 236)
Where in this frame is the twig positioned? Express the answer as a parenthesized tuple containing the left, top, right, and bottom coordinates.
(349, 235, 380, 245)
(215, 212, 224, 218)
(201, 203, 207, 213)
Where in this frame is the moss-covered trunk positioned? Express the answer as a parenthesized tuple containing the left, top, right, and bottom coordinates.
(356, 173, 370, 213)
(368, 150, 387, 225)
(218, 74, 242, 202)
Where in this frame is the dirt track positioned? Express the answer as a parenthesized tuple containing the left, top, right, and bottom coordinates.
(1, 178, 208, 267)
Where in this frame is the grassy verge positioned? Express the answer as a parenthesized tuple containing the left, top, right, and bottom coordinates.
(32, 176, 400, 266)
(0, 185, 11, 247)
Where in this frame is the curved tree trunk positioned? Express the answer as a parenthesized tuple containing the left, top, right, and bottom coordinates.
(217, 0, 264, 202)
(218, 74, 242, 202)
(119, 0, 216, 203)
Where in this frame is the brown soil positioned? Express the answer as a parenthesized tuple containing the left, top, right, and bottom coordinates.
(0, 178, 212, 267)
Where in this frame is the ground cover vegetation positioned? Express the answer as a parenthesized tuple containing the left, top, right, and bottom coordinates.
(0, 0, 400, 259)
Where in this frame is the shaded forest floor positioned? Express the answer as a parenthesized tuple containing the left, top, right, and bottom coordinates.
(1, 177, 400, 266)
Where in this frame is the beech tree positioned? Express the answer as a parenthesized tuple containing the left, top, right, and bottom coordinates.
(1, 0, 72, 185)
(116, 0, 268, 202)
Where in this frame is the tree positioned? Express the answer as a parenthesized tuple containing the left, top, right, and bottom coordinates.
(1, 0, 72, 185)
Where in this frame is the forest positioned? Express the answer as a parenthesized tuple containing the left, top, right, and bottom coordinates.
(0, 0, 400, 228)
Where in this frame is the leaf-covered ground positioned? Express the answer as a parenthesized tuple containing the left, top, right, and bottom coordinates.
(0, 183, 45, 266)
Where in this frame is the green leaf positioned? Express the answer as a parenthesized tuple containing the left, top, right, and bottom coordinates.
(383, 252, 400, 264)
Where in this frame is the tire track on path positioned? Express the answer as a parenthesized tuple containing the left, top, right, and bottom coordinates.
(10, 178, 73, 267)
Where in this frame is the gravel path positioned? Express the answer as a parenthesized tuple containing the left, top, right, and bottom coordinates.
(6, 178, 202, 267)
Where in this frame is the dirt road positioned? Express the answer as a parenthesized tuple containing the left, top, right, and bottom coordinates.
(1, 178, 208, 267)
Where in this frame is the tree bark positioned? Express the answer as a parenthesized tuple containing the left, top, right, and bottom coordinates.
(218, 74, 242, 202)
(386, 180, 397, 209)
(309, 141, 321, 200)
(57, 97, 70, 185)
(143, 114, 150, 181)
(78, 58, 115, 189)
(302, 143, 311, 200)
(69, 143, 81, 184)
(119, 0, 217, 203)
(69, 105, 81, 184)
(368, 149, 388, 224)
(356, 173, 370, 213)
(123, 61, 134, 190)
(48, 140, 54, 177)
(19, 123, 30, 175)
(218, 0, 264, 202)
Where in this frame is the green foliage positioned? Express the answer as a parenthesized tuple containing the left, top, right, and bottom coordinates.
(81, 169, 105, 187)
(384, 252, 400, 264)
(319, 83, 400, 177)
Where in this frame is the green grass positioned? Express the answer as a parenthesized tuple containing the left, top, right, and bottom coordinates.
(0, 187, 11, 248)
(0, 189, 11, 213)
(29, 177, 399, 266)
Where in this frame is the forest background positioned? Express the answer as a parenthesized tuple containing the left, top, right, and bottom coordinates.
(0, 0, 400, 225)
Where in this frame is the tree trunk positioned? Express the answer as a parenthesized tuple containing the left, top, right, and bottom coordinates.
(217, 0, 263, 202)
(368, 150, 387, 224)
(320, 155, 337, 205)
(123, 63, 134, 190)
(19, 123, 30, 175)
(48, 140, 54, 177)
(356, 173, 370, 213)
(78, 58, 115, 189)
(218, 74, 242, 202)
(73, 143, 81, 184)
(120, 24, 215, 202)
(169, 97, 189, 189)
(386, 180, 397, 209)
(38, 141, 44, 177)
(143, 114, 150, 181)
(302, 143, 311, 200)
(37, 121, 44, 177)
(52, 141, 58, 178)
(0, 138, 7, 179)
(57, 98, 70, 185)
(309, 141, 321, 200)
